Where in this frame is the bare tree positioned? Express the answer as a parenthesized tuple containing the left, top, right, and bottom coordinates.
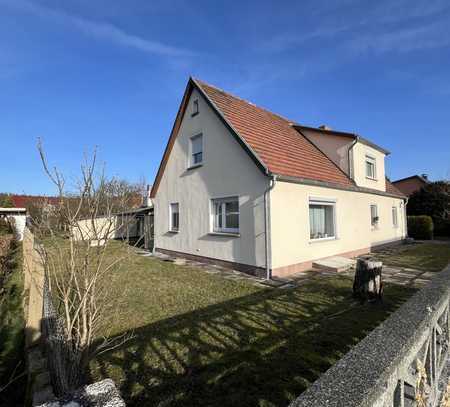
(35, 140, 135, 394)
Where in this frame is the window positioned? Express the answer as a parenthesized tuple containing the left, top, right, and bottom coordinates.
(169, 203, 179, 231)
(190, 134, 203, 166)
(365, 155, 377, 179)
(191, 99, 199, 116)
(392, 206, 398, 228)
(212, 197, 239, 233)
(309, 200, 336, 240)
(370, 204, 379, 227)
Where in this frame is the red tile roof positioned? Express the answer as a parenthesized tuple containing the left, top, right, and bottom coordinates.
(386, 179, 411, 197)
(11, 195, 60, 208)
(195, 79, 354, 187)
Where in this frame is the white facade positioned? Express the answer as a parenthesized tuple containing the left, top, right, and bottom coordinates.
(270, 181, 406, 275)
(153, 88, 269, 268)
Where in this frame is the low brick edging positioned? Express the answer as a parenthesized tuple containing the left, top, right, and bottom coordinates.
(155, 248, 267, 278)
(157, 239, 407, 279)
(272, 247, 370, 277)
(272, 239, 406, 277)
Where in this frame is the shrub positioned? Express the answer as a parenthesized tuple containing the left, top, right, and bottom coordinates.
(0, 194, 14, 208)
(408, 181, 450, 218)
(407, 216, 434, 240)
(434, 218, 450, 238)
(0, 238, 25, 406)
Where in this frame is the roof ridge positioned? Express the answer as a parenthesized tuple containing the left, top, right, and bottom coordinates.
(192, 77, 296, 125)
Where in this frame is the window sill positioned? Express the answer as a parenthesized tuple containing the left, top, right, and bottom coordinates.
(208, 232, 240, 238)
(366, 176, 378, 181)
(168, 230, 179, 234)
(309, 236, 337, 244)
(187, 163, 203, 171)
(191, 112, 199, 117)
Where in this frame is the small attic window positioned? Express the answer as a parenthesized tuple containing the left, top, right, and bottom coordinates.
(191, 99, 199, 117)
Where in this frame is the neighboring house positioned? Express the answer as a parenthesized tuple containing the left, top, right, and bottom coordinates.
(392, 175, 429, 197)
(150, 78, 407, 278)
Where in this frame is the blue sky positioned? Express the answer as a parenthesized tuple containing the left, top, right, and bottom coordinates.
(1, 0, 450, 195)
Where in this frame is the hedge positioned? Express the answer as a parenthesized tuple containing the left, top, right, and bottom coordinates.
(0, 238, 26, 407)
(407, 215, 434, 240)
(434, 218, 450, 238)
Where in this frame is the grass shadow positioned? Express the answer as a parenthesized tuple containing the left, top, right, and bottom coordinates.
(89, 276, 416, 407)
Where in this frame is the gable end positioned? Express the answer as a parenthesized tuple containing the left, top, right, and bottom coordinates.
(150, 78, 268, 198)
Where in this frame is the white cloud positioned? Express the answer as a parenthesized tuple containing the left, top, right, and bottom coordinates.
(0, 0, 194, 57)
(263, 23, 355, 53)
(261, 0, 450, 54)
(348, 21, 450, 54)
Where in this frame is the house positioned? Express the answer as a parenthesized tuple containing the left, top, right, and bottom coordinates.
(392, 175, 429, 197)
(150, 78, 407, 278)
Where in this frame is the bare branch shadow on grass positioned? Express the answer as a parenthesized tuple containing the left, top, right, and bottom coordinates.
(88, 279, 416, 407)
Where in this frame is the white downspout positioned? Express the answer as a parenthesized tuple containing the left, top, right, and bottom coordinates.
(404, 197, 409, 238)
(348, 138, 358, 180)
(264, 174, 277, 280)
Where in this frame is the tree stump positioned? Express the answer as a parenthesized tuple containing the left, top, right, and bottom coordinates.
(353, 258, 383, 302)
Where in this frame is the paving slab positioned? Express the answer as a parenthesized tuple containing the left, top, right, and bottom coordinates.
(313, 256, 356, 272)
(420, 272, 436, 279)
(396, 271, 423, 278)
(382, 268, 401, 276)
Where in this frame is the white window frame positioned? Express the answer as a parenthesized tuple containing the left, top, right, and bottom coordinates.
(189, 133, 203, 167)
(169, 202, 179, 232)
(370, 204, 379, 228)
(211, 196, 239, 234)
(308, 198, 337, 242)
(365, 155, 377, 180)
(191, 98, 199, 116)
(392, 206, 398, 228)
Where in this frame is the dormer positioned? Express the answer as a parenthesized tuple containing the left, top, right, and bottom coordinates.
(295, 125, 389, 192)
(349, 140, 388, 192)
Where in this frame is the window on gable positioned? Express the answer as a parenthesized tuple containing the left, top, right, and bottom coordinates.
(189, 134, 203, 167)
(392, 206, 398, 228)
(309, 200, 336, 240)
(212, 197, 239, 234)
(191, 99, 199, 116)
(370, 204, 379, 227)
(169, 203, 179, 232)
(365, 155, 377, 179)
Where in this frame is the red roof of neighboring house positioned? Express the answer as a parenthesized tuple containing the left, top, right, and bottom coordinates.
(392, 175, 429, 196)
(151, 77, 405, 199)
(11, 195, 60, 208)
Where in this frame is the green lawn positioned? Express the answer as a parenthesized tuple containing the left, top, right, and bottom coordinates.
(89, 242, 418, 407)
(373, 242, 450, 272)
